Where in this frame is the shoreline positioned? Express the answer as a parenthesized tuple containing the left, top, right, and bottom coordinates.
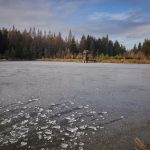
(1, 58, 150, 64)
(38, 58, 150, 64)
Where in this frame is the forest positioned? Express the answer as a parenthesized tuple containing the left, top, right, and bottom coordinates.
(0, 26, 150, 60)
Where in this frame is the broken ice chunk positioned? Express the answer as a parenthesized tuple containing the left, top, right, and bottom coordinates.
(64, 132, 69, 136)
(46, 109, 52, 113)
(120, 116, 124, 119)
(102, 111, 107, 114)
(48, 120, 56, 125)
(46, 136, 51, 140)
(32, 98, 39, 101)
(45, 130, 52, 135)
(1, 118, 11, 125)
(61, 143, 68, 149)
(90, 111, 96, 114)
(84, 105, 89, 109)
(52, 125, 60, 130)
(100, 126, 104, 129)
(79, 125, 87, 130)
(9, 138, 18, 144)
(88, 126, 97, 131)
(76, 132, 84, 137)
(41, 125, 48, 130)
(25, 114, 30, 119)
(40, 114, 47, 118)
(78, 105, 83, 109)
(21, 120, 28, 125)
(39, 108, 44, 112)
(21, 142, 27, 146)
(67, 127, 78, 133)
(78, 147, 84, 150)
(79, 142, 84, 146)
(70, 101, 74, 105)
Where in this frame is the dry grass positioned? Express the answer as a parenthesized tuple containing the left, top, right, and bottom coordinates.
(39, 58, 150, 64)
(97, 58, 150, 64)
(135, 138, 150, 150)
(38, 58, 83, 62)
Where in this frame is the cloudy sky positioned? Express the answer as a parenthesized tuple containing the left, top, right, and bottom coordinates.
(0, 0, 150, 49)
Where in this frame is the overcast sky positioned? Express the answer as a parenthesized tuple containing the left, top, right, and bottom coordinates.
(0, 0, 150, 49)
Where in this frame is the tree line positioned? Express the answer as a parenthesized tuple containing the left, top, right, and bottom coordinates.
(0, 26, 149, 60)
(132, 40, 150, 56)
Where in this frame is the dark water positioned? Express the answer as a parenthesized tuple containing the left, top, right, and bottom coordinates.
(0, 61, 150, 150)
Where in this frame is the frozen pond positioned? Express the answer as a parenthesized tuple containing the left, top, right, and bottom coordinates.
(0, 61, 150, 150)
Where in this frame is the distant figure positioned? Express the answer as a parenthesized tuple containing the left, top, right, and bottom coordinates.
(83, 50, 89, 63)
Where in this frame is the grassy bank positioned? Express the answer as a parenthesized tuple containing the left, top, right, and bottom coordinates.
(38, 57, 150, 64)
